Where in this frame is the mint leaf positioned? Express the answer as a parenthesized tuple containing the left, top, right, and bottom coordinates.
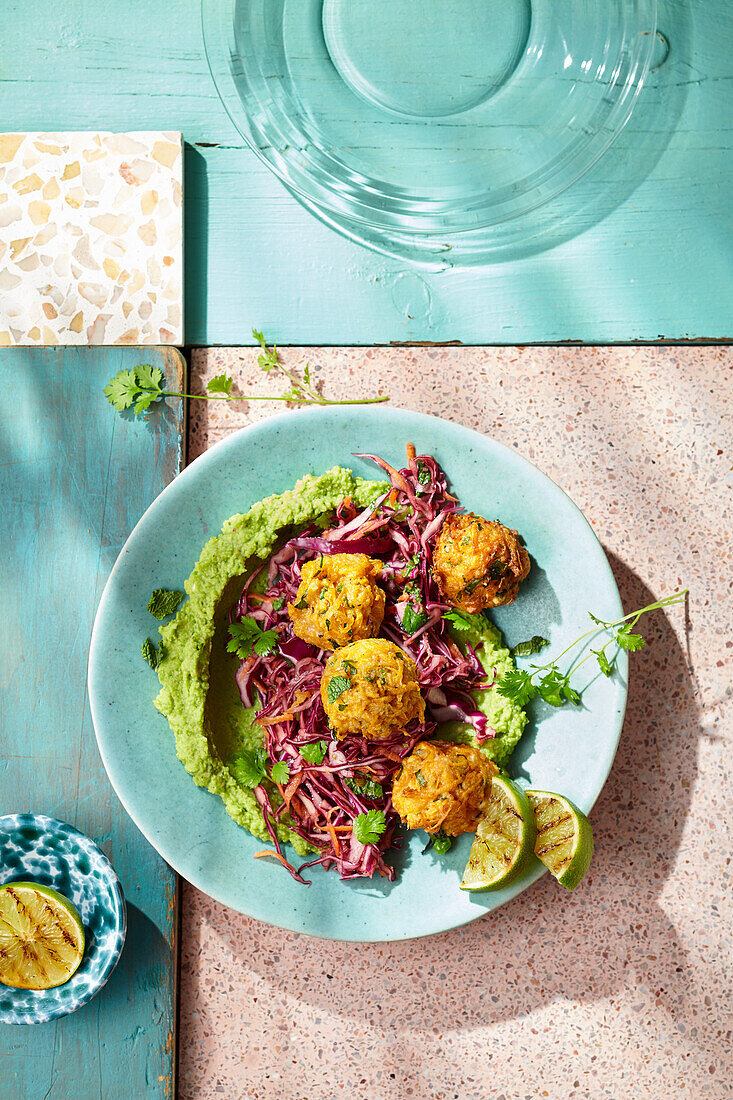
(511, 635, 550, 658)
(326, 675, 351, 704)
(148, 588, 185, 620)
(299, 740, 327, 765)
(344, 775, 384, 800)
(141, 638, 160, 670)
(402, 601, 427, 636)
(353, 809, 387, 844)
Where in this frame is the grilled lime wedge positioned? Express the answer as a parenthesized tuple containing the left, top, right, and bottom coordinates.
(526, 790, 594, 891)
(0, 882, 85, 990)
(460, 776, 536, 890)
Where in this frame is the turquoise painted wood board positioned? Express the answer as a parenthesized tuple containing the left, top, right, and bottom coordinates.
(0, 348, 183, 1099)
(1, 0, 731, 345)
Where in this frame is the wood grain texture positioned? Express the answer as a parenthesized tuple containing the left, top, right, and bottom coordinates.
(1, 0, 730, 344)
(0, 348, 184, 1100)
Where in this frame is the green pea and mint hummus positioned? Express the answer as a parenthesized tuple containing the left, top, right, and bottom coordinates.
(154, 462, 529, 864)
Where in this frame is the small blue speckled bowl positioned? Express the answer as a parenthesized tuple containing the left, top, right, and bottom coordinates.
(0, 814, 126, 1025)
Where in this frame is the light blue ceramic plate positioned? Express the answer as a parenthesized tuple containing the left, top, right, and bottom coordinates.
(0, 815, 126, 1024)
(88, 408, 626, 941)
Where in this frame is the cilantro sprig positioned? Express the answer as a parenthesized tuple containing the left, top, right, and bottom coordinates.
(299, 741, 328, 765)
(353, 809, 387, 845)
(227, 617, 279, 660)
(104, 330, 388, 417)
(496, 591, 688, 709)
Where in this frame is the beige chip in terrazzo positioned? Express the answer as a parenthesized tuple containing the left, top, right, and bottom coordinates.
(0, 131, 183, 346)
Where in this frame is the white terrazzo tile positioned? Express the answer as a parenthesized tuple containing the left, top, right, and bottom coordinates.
(0, 131, 182, 345)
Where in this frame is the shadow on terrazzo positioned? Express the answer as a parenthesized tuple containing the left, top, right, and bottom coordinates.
(199, 554, 705, 1037)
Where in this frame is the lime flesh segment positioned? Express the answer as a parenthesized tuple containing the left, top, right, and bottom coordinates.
(0, 882, 85, 990)
(460, 776, 537, 890)
(526, 790, 594, 891)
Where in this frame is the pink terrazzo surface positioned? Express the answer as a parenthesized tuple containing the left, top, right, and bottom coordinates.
(181, 346, 732, 1100)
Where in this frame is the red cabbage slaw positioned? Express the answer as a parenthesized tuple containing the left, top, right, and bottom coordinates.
(230, 450, 496, 883)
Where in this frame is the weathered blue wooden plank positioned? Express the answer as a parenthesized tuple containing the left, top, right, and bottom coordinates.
(0, 348, 183, 1100)
(1, 0, 730, 344)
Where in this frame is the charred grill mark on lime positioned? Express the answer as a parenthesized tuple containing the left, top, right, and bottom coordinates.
(525, 790, 594, 890)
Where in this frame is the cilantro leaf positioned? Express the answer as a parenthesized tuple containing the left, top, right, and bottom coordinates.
(495, 668, 536, 707)
(303, 363, 311, 386)
(141, 638, 160, 670)
(344, 774, 384, 800)
(405, 553, 421, 575)
(615, 626, 646, 652)
(326, 675, 351, 704)
(136, 363, 164, 391)
(227, 618, 279, 660)
(511, 635, 550, 658)
(148, 588, 185, 620)
(353, 809, 387, 844)
(416, 460, 430, 485)
(270, 761, 290, 785)
(536, 668, 574, 708)
(134, 389, 162, 415)
(207, 373, 233, 397)
(443, 609, 480, 634)
(593, 648, 614, 676)
(104, 368, 140, 411)
(299, 740, 327, 765)
(252, 629, 279, 657)
(271, 596, 285, 611)
(230, 746, 267, 788)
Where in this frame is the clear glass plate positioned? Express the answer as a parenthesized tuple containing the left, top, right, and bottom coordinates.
(203, 0, 657, 262)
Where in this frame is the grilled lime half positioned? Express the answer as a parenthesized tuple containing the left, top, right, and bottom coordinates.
(526, 790, 594, 891)
(460, 775, 537, 891)
(0, 882, 85, 990)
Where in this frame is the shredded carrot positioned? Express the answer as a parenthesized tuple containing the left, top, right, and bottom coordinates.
(259, 711, 295, 726)
(386, 488, 398, 507)
(326, 823, 341, 857)
(381, 749, 406, 763)
(247, 592, 267, 603)
(379, 460, 413, 498)
(274, 781, 287, 803)
(253, 850, 293, 870)
(283, 772, 303, 807)
(406, 442, 416, 461)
